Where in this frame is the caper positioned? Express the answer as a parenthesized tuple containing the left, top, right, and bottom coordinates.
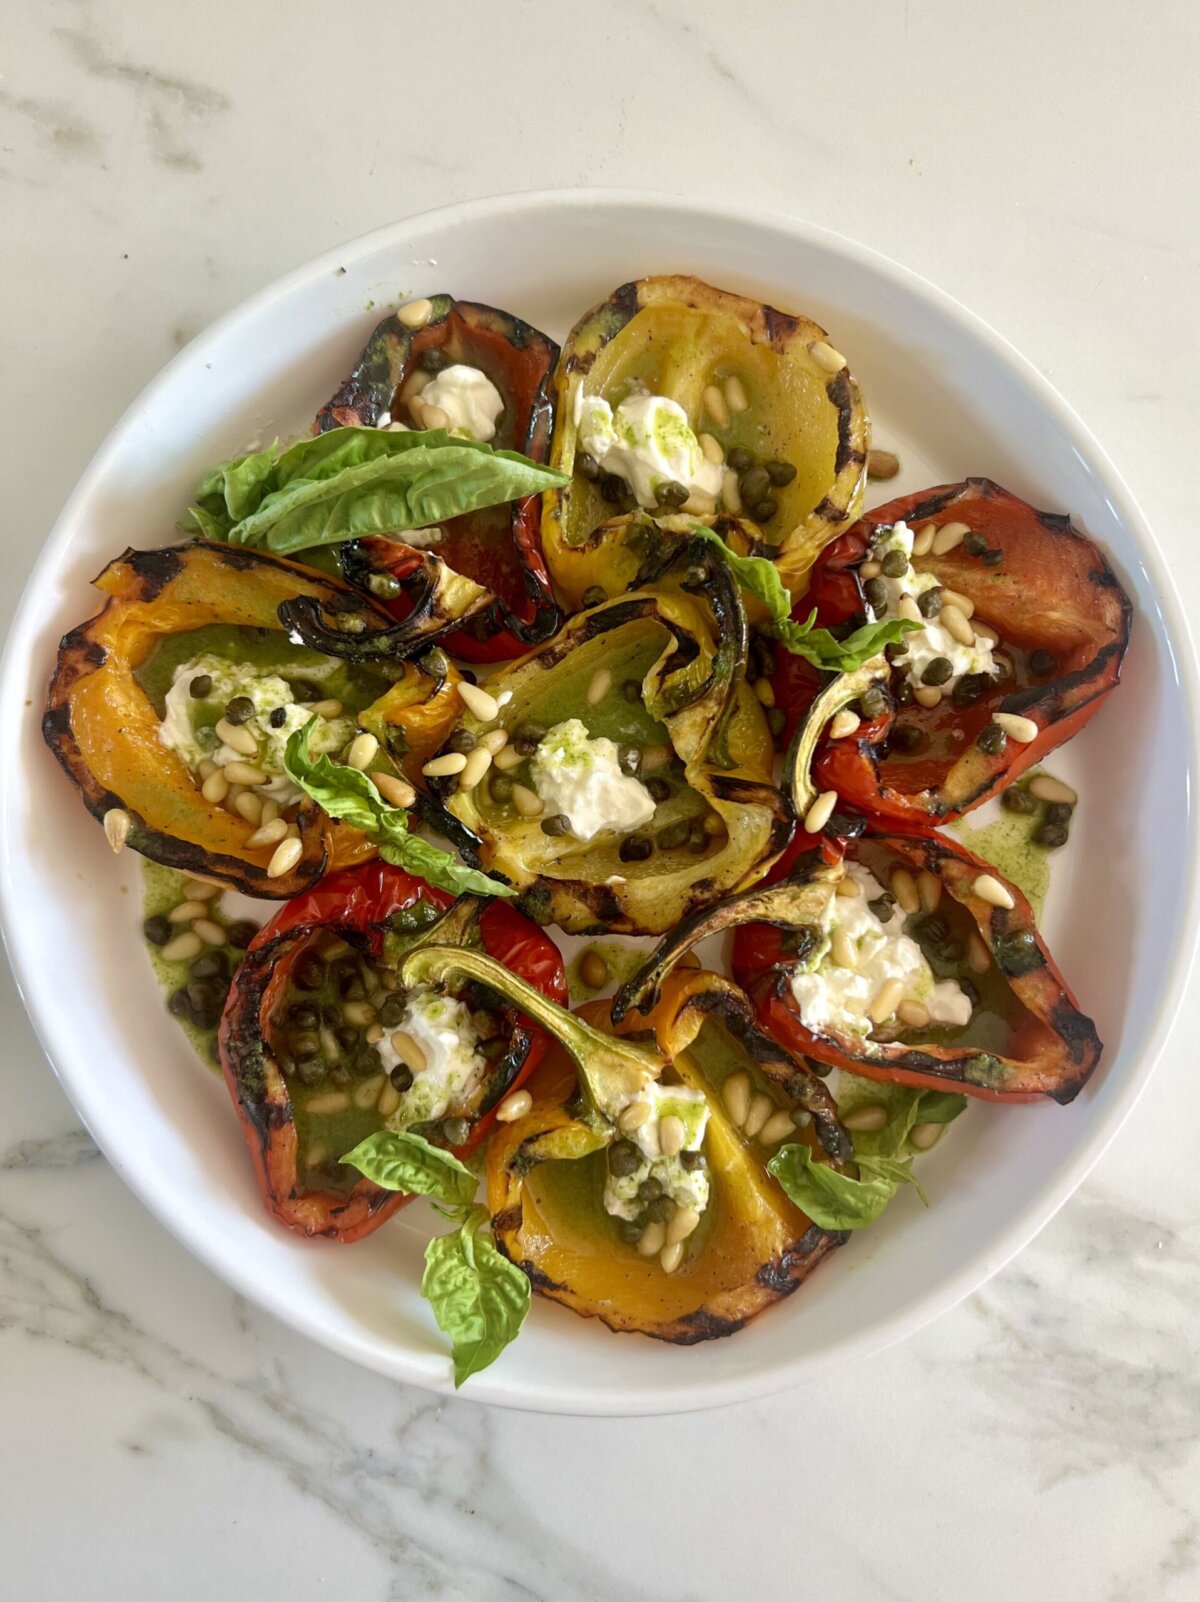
(963, 532, 988, 556)
(868, 895, 896, 922)
(890, 724, 927, 754)
(880, 548, 909, 579)
(268, 705, 287, 729)
(1029, 648, 1056, 678)
(740, 466, 771, 504)
(443, 1118, 471, 1147)
(765, 459, 797, 487)
(541, 813, 571, 836)
(917, 588, 943, 619)
(417, 346, 448, 374)
(389, 1063, 413, 1092)
(190, 951, 225, 982)
(751, 497, 779, 523)
(289, 1030, 321, 1061)
(144, 914, 171, 947)
(863, 577, 889, 613)
(293, 1057, 325, 1087)
(378, 993, 407, 1027)
(335, 1025, 360, 1052)
(647, 776, 672, 803)
(999, 930, 1039, 968)
(1034, 821, 1069, 849)
(859, 685, 889, 721)
(637, 1176, 663, 1201)
(976, 723, 1007, 755)
(619, 834, 653, 863)
(1001, 786, 1038, 815)
(656, 819, 690, 850)
(490, 774, 514, 803)
(621, 679, 641, 703)
(575, 451, 602, 481)
(767, 707, 787, 739)
(225, 919, 259, 950)
(225, 695, 255, 726)
(618, 745, 641, 777)
(189, 674, 213, 700)
(808, 1059, 833, 1078)
(645, 1194, 676, 1224)
(921, 656, 954, 687)
(581, 585, 607, 608)
(288, 1002, 319, 1030)
(894, 679, 914, 704)
(886, 642, 909, 665)
(981, 549, 1004, 567)
(617, 1219, 643, 1245)
(600, 473, 628, 505)
(679, 1149, 704, 1171)
(513, 721, 546, 753)
(656, 480, 690, 509)
(687, 826, 708, 854)
(953, 673, 990, 708)
(291, 680, 319, 703)
(449, 728, 478, 754)
(294, 954, 327, 992)
(1044, 801, 1074, 826)
(328, 1062, 352, 1087)
(725, 446, 752, 473)
(336, 968, 366, 1000)
(609, 1139, 642, 1178)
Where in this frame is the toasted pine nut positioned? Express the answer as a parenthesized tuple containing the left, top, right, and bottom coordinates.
(720, 469, 742, 513)
(993, 712, 1038, 744)
(941, 605, 975, 647)
(493, 744, 525, 772)
(346, 732, 379, 771)
(836, 875, 862, 898)
(223, 761, 268, 786)
(354, 1074, 386, 1110)
(911, 524, 935, 556)
(683, 490, 717, 516)
(168, 900, 207, 924)
(810, 340, 845, 373)
(914, 686, 943, 709)
(480, 728, 509, 754)
(699, 432, 724, 464)
(197, 759, 217, 781)
(703, 383, 729, 427)
(587, 668, 611, 706)
(1029, 774, 1077, 806)
(310, 698, 343, 719)
(869, 978, 905, 1024)
(973, 873, 1015, 910)
(803, 789, 838, 835)
(458, 747, 493, 792)
(306, 1091, 350, 1115)
(831, 928, 858, 970)
(458, 681, 500, 722)
(423, 752, 468, 777)
(233, 791, 263, 826)
(859, 559, 882, 579)
(659, 1115, 686, 1157)
(184, 879, 222, 900)
(342, 1000, 377, 1028)
(640, 745, 671, 772)
(829, 710, 861, 740)
(421, 404, 450, 430)
(397, 297, 433, 329)
(897, 999, 931, 1028)
(103, 808, 131, 853)
(201, 770, 230, 804)
(724, 374, 749, 413)
(660, 1241, 684, 1274)
(512, 784, 543, 817)
(377, 1081, 402, 1117)
(193, 918, 226, 947)
(743, 1094, 772, 1139)
(917, 869, 942, 912)
(495, 1089, 533, 1123)
(967, 931, 991, 973)
(755, 678, 776, 708)
(667, 1207, 701, 1244)
(940, 587, 975, 618)
(844, 1103, 888, 1132)
(579, 948, 608, 989)
(161, 931, 203, 963)
(897, 593, 922, 624)
(373, 772, 416, 808)
(618, 1099, 651, 1133)
(267, 837, 303, 879)
(931, 521, 970, 555)
(723, 1071, 751, 1127)
(910, 1122, 944, 1151)
(390, 1030, 427, 1072)
(868, 449, 901, 482)
(759, 1109, 796, 1147)
(890, 867, 920, 915)
(638, 1221, 666, 1257)
(216, 718, 258, 756)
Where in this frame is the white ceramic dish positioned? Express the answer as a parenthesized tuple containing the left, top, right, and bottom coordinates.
(2, 191, 1196, 1415)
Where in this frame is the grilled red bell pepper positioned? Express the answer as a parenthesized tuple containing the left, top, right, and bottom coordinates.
(772, 479, 1131, 826)
(316, 297, 561, 661)
(218, 861, 566, 1241)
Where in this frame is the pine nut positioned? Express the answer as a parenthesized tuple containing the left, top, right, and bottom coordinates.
(869, 978, 905, 1024)
(373, 772, 416, 808)
(193, 918, 227, 947)
(306, 1091, 349, 1115)
(724, 374, 749, 413)
(161, 931, 203, 963)
(457, 746, 493, 791)
(703, 383, 729, 427)
(103, 808, 131, 852)
(723, 1071, 751, 1127)
(168, 900, 208, 924)
(941, 605, 975, 647)
(224, 785, 244, 810)
(233, 791, 263, 825)
(844, 1103, 888, 1132)
(831, 928, 858, 970)
(638, 1221, 666, 1257)
(667, 1207, 701, 1244)
(223, 761, 268, 786)
(306, 1142, 328, 1167)
(890, 868, 920, 915)
(968, 932, 991, 972)
(914, 686, 943, 709)
(829, 710, 861, 740)
(720, 470, 742, 513)
(897, 999, 930, 1028)
(512, 784, 543, 817)
(197, 759, 218, 781)
(579, 949, 608, 989)
(201, 770, 230, 804)
(390, 1030, 427, 1072)
(342, 1001, 377, 1029)
(407, 397, 428, 428)
(184, 878, 222, 900)
(993, 712, 1038, 744)
(310, 698, 343, 719)
(346, 732, 379, 771)
(354, 1074, 386, 1109)
(973, 622, 999, 646)
(810, 340, 845, 373)
(931, 521, 970, 556)
(859, 560, 882, 579)
(917, 869, 942, 912)
(587, 667, 611, 706)
(897, 593, 922, 624)
(618, 1099, 651, 1133)
(480, 728, 509, 754)
(660, 1241, 684, 1274)
(424, 403, 452, 430)
(397, 297, 433, 329)
(803, 789, 838, 835)
(493, 745, 525, 772)
(973, 873, 1015, 909)
(910, 1121, 944, 1151)
(496, 1089, 533, 1123)
(940, 587, 975, 618)
(657, 1115, 685, 1158)
(911, 525, 936, 557)
(215, 718, 258, 756)
(377, 1082, 402, 1117)
(759, 1109, 796, 1147)
(1029, 774, 1077, 806)
(267, 837, 303, 879)
(683, 490, 716, 516)
(423, 752, 468, 777)
(458, 681, 500, 722)
(868, 449, 901, 482)
(755, 678, 776, 708)
(365, 1023, 384, 1046)
(836, 875, 862, 898)
(699, 432, 724, 464)
(640, 745, 671, 772)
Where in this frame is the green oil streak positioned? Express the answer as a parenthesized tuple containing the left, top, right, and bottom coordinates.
(142, 861, 227, 1071)
(948, 775, 1067, 920)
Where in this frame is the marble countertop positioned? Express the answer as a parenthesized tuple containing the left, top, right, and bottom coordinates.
(3, 3, 1199, 1598)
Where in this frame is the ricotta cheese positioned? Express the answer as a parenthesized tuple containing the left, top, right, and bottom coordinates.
(577, 392, 724, 508)
(376, 987, 486, 1127)
(602, 1082, 711, 1221)
(530, 719, 656, 841)
(418, 364, 504, 441)
(867, 522, 996, 691)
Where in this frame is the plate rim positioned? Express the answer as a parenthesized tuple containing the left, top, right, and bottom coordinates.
(3, 186, 1198, 1414)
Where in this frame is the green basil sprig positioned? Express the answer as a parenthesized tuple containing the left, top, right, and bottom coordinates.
(341, 1130, 478, 1207)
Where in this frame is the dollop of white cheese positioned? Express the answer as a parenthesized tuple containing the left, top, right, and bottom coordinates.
(159, 654, 354, 804)
(377, 987, 486, 1128)
(867, 522, 996, 691)
(530, 719, 656, 842)
(789, 862, 974, 1043)
(577, 392, 724, 508)
(603, 1082, 711, 1221)
(418, 364, 504, 441)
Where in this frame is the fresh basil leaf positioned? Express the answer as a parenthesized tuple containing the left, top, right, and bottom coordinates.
(768, 1143, 925, 1229)
(422, 1206, 531, 1387)
(284, 718, 515, 899)
(341, 1130, 477, 1206)
(837, 1073, 967, 1159)
(685, 521, 917, 672)
(186, 426, 568, 555)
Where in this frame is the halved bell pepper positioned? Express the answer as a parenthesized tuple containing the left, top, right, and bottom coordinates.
(614, 832, 1101, 1105)
(771, 480, 1132, 826)
(432, 536, 792, 934)
(315, 295, 561, 661)
(397, 945, 850, 1342)
(541, 275, 868, 599)
(43, 542, 461, 895)
(218, 862, 566, 1241)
